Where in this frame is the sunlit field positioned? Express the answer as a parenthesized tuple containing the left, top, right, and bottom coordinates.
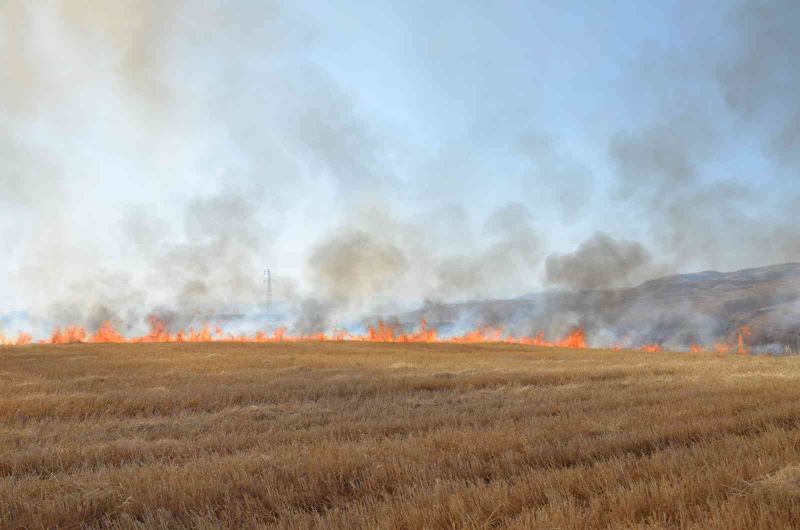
(3, 342, 800, 529)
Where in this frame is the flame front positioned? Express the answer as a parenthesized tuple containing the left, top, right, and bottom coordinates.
(0, 332, 31, 346)
(0, 318, 758, 354)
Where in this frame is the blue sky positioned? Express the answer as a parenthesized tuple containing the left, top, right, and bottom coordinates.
(1, 0, 798, 328)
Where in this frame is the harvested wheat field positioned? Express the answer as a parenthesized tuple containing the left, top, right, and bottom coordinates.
(2, 343, 800, 529)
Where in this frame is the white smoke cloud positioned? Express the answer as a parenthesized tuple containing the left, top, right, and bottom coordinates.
(1, 0, 799, 340)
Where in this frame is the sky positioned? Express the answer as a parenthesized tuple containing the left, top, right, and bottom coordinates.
(1, 0, 799, 332)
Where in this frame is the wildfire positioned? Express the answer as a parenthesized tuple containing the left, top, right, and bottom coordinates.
(511, 328, 587, 348)
(91, 321, 125, 343)
(11, 318, 586, 347)
(0, 318, 758, 355)
(50, 325, 86, 344)
(448, 326, 503, 343)
(695, 326, 754, 355)
(0, 332, 32, 346)
(736, 325, 752, 355)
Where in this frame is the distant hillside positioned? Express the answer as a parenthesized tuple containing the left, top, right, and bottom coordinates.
(397, 263, 800, 351)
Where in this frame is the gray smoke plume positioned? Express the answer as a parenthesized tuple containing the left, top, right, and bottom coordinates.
(516, 132, 593, 221)
(610, 109, 718, 194)
(0, 0, 405, 333)
(30, 185, 270, 334)
(609, 114, 756, 271)
(299, 202, 543, 326)
(2, 0, 800, 346)
(151, 188, 269, 314)
(718, 0, 800, 168)
(308, 228, 409, 317)
(291, 298, 334, 335)
(607, 0, 800, 273)
(433, 202, 542, 300)
(545, 232, 653, 290)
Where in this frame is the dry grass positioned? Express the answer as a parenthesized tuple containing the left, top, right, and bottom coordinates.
(2, 342, 800, 529)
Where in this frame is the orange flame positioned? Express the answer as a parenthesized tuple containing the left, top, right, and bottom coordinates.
(35, 317, 588, 348)
(49, 325, 86, 344)
(736, 325, 752, 355)
(713, 342, 732, 354)
(0, 332, 32, 346)
(556, 328, 587, 348)
(91, 321, 125, 343)
(4, 318, 767, 355)
(449, 326, 504, 343)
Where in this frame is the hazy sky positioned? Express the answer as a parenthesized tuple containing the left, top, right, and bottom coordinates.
(1, 1, 799, 327)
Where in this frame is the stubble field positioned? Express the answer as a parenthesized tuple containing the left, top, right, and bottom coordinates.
(2, 342, 800, 529)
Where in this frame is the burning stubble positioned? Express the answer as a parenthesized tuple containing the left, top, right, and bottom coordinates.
(2, 1, 800, 352)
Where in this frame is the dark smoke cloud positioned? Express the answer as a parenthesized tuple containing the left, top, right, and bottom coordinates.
(291, 298, 334, 335)
(296, 202, 543, 327)
(308, 229, 409, 316)
(545, 232, 653, 290)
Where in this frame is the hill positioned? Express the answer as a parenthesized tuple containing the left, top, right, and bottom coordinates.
(398, 263, 800, 351)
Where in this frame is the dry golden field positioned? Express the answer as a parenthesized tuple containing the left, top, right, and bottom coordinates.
(3, 342, 800, 529)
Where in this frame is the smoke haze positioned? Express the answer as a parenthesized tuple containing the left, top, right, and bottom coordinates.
(545, 233, 653, 291)
(1, 0, 799, 339)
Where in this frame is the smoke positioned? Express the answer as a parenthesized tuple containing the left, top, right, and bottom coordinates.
(25, 185, 269, 334)
(605, 0, 800, 272)
(516, 132, 593, 221)
(0, 0, 401, 330)
(545, 233, 653, 290)
(718, 0, 800, 168)
(433, 202, 542, 300)
(1, 0, 799, 345)
(46, 271, 146, 335)
(291, 298, 334, 335)
(0, 1, 177, 113)
(151, 188, 269, 313)
(609, 113, 756, 270)
(308, 229, 409, 316)
(610, 109, 718, 194)
(299, 202, 543, 326)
